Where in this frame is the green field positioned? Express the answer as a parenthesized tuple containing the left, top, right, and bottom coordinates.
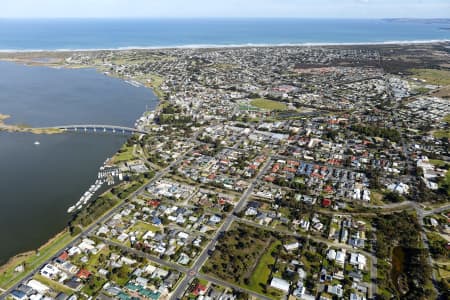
(81, 276, 107, 296)
(440, 169, 450, 196)
(147, 74, 165, 99)
(250, 98, 288, 111)
(443, 114, 450, 123)
(202, 224, 284, 298)
(433, 130, 450, 139)
(113, 145, 136, 163)
(436, 263, 450, 280)
(247, 240, 283, 298)
(0, 230, 74, 290)
(127, 221, 161, 237)
(410, 69, 450, 86)
(428, 159, 450, 168)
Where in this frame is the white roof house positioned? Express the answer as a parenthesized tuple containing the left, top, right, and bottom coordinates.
(293, 281, 306, 297)
(67, 246, 81, 257)
(284, 242, 300, 251)
(349, 253, 367, 270)
(117, 233, 129, 243)
(27, 279, 50, 294)
(144, 264, 157, 274)
(178, 232, 190, 240)
(39, 264, 59, 279)
(327, 284, 343, 297)
(78, 239, 96, 251)
(270, 277, 290, 293)
(336, 249, 346, 266)
(29, 295, 43, 300)
(327, 249, 337, 261)
(387, 182, 409, 195)
(430, 218, 439, 227)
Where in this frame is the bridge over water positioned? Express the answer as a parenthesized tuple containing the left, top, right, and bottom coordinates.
(38, 124, 150, 135)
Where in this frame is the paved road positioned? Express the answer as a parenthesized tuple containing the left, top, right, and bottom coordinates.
(0, 133, 200, 299)
(237, 218, 377, 260)
(236, 217, 379, 298)
(99, 238, 189, 274)
(422, 204, 450, 217)
(98, 236, 272, 300)
(413, 203, 441, 297)
(169, 158, 273, 300)
(3, 132, 447, 300)
(197, 273, 272, 300)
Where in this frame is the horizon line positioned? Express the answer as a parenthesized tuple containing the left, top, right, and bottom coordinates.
(1, 17, 449, 20)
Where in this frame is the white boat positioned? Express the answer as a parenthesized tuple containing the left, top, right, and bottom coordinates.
(34, 141, 40, 145)
(125, 80, 142, 88)
(67, 206, 75, 213)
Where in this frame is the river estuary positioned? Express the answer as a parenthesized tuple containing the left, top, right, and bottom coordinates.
(0, 61, 158, 265)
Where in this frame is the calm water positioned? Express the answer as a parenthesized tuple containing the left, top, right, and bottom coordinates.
(0, 19, 449, 50)
(0, 62, 157, 265)
(0, 61, 154, 127)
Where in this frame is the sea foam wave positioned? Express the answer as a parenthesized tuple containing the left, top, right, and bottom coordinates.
(0, 39, 449, 52)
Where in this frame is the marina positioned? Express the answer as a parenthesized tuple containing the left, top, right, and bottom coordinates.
(125, 80, 143, 88)
(0, 61, 158, 265)
(66, 162, 123, 213)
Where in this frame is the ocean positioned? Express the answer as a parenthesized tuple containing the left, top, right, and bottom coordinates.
(0, 18, 449, 51)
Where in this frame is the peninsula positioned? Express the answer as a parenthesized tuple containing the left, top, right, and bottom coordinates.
(0, 113, 62, 134)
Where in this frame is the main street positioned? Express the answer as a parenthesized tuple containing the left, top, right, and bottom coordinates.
(0, 131, 201, 299)
(412, 202, 444, 297)
(169, 157, 273, 300)
(2, 132, 448, 300)
(97, 237, 273, 300)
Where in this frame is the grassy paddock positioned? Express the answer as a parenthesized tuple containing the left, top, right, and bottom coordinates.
(112, 145, 136, 163)
(428, 159, 450, 168)
(433, 130, 450, 139)
(410, 69, 450, 86)
(0, 230, 74, 290)
(127, 221, 161, 238)
(250, 98, 288, 111)
(247, 240, 283, 298)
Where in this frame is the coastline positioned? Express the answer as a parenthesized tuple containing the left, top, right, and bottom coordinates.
(0, 59, 162, 291)
(0, 59, 162, 135)
(0, 229, 68, 273)
(0, 39, 449, 53)
(0, 114, 63, 134)
(0, 229, 73, 290)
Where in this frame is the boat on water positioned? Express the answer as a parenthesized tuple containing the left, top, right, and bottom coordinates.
(34, 141, 40, 145)
(125, 80, 142, 88)
(66, 162, 123, 214)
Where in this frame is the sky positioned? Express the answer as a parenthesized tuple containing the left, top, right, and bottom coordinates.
(1, 0, 449, 19)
